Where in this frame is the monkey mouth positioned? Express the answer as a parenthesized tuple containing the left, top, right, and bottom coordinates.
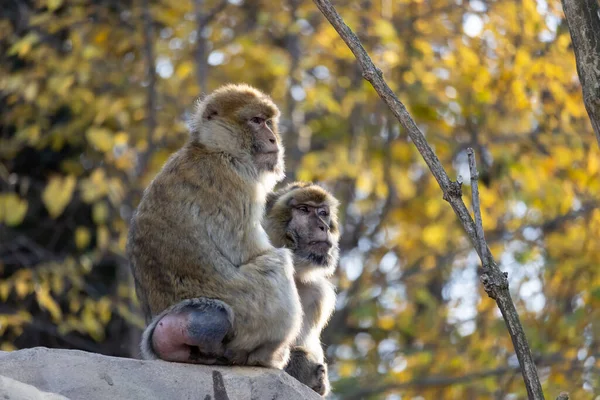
(309, 240, 333, 252)
(255, 151, 279, 162)
(255, 148, 279, 155)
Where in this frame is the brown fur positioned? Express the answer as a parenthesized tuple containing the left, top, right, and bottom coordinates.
(128, 84, 301, 368)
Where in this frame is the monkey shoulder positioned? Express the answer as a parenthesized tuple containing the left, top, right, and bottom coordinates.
(145, 146, 253, 216)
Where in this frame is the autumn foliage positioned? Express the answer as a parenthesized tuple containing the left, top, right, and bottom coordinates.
(1, 0, 599, 398)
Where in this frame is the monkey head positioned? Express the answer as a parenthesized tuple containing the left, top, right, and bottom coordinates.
(190, 84, 284, 185)
(265, 182, 340, 280)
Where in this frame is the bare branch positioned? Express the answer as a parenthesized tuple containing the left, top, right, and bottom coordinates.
(345, 366, 518, 400)
(202, 0, 228, 24)
(311, 0, 545, 398)
(467, 148, 486, 259)
(345, 354, 589, 400)
(561, 0, 600, 148)
(138, 0, 157, 177)
(194, 0, 228, 92)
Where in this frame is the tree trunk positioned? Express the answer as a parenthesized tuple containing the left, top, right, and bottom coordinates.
(562, 0, 600, 148)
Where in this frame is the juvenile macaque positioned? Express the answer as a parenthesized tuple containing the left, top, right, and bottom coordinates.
(264, 182, 340, 396)
(127, 84, 302, 368)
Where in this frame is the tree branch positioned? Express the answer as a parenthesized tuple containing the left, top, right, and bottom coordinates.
(138, 0, 157, 177)
(561, 0, 600, 148)
(194, 0, 228, 92)
(311, 0, 545, 398)
(467, 148, 486, 259)
(345, 354, 587, 400)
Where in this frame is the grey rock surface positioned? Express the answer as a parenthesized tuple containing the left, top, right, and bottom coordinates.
(0, 347, 321, 400)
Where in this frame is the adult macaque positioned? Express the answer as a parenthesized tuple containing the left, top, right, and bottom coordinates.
(264, 182, 340, 396)
(127, 84, 302, 368)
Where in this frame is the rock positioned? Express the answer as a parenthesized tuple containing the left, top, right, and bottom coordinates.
(0, 348, 321, 400)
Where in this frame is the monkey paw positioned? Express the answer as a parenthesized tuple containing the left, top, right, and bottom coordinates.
(311, 363, 329, 396)
(285, 347, 330, 396)
(149, 298, 234, 364)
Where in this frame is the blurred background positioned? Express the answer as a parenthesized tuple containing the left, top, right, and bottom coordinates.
(1, 0, 599, 398)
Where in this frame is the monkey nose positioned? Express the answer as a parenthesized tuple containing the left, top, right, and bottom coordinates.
(318, 222, 330, 232)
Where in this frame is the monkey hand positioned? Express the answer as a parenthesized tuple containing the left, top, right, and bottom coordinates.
(285, 346, 330, 396)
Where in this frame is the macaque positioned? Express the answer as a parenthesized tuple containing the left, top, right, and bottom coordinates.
(264, 182, 340, 396)
(127, 84, 302, 368)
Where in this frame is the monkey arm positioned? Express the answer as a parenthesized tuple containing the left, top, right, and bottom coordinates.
(285, 279, 335, 396)
(293, 279, 336, 362)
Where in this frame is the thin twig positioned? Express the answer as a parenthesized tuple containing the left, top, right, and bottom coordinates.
(311, 0, 545, 398)
(467, 148, 486, 259)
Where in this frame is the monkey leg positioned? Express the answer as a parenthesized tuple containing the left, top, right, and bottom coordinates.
(285, 347, 330, 396)
(141, 298, 235, 365)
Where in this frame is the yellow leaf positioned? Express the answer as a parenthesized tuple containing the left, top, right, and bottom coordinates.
(75, 227, 91, 249)
(51, 274, 64, 294)
(337, 362, 356, 378)
(36, 285, 62, 321)
(82, 306, 104, 341)
(373, 20, 396, 41)
(425, 199, 442, 218)
(377, 315, 395, 330)
(97, 226, 109, 250)
(0, 193, 28, 226)
(1, 343, 16, 352)
(15, 279, 31, 298)
(42, 175, 76, 218)
(176, 61, 194, 79)
(47, 0, 63, 11)
(80, 169, 108, 203)
(588, 151, 599, 174)
(24, 83, 39, 101)
(423, 224, 447, 250)
(114, 131, 129, 146)
(92, 202, 109, 224)
(86, 127, 114, 153)
(422, 255, 436, 270)
(0, 282, 10, 301)
(94, 29, 109, 45)
(7, 33, 39, 57)
(97, 297, 112, 324)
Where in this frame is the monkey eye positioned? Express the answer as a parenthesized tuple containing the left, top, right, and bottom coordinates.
(319, 210, 329, 217)
(250, 117, 264, 124)
(266, 119, 273, 127)
(298, 206, 309, 213)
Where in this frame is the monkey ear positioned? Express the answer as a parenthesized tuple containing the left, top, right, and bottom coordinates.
(265, 192, 278, 214)
(203, 104, 218, 121)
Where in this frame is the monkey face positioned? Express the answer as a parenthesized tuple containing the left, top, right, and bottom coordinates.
(190, 84, 284, 180)
(264, 182, 341, 278)
(286, 198, 339, 268)
(248, 115, 284, 174)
